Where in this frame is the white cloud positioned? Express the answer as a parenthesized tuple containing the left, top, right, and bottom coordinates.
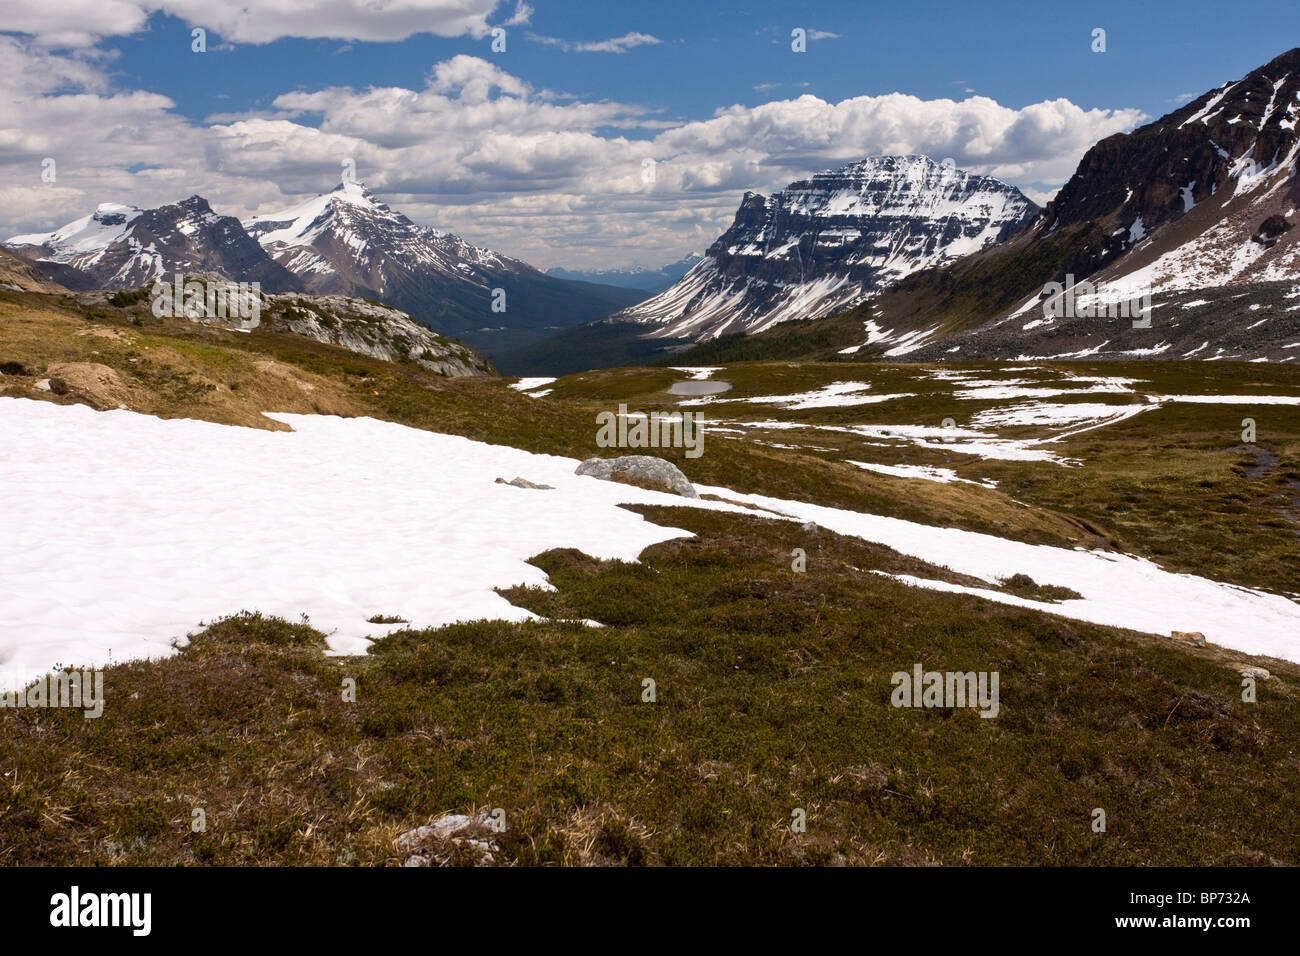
(503, 1, 533, 27)
(526, 31, 661, 53)
(7, 0, 509, 45)
(0, 43, 1146, 270)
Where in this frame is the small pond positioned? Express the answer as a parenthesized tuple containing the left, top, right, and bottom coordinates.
(667, 380, 732, 396)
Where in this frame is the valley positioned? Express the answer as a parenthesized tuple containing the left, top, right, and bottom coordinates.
(4, 11, 1300, 881)
(2, 281, 1298, 866)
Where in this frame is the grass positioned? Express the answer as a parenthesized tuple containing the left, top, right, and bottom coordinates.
(2, 509, 1296, 866)
(4, 292, 1300, 866)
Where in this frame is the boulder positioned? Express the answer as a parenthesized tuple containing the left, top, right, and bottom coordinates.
(575, 455, 698, 498)
(1170, 630, 1207, 647)
(45, 362, 134, 410)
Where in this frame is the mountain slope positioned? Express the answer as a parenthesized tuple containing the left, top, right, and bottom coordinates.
(614, 156, 1037, 341)
(243, 182, 644, 353)
(841, 47, 1300, 360)
(6, 197, 303, 293)
(0, 245, 66, 294)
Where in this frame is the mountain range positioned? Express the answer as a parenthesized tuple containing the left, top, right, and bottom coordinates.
(514, 47, 1300, 371)
(4, 184, 643, 357)
(815, 47, 1300, 363)
(5, 196, 303, 294)
(9, 47, 1300, 372)
(546, 254, 703, 295)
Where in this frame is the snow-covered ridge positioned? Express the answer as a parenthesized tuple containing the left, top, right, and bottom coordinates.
(6, 203, 143, 261)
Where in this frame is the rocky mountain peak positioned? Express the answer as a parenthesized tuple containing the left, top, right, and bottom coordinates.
(616, 155, 1037, 340)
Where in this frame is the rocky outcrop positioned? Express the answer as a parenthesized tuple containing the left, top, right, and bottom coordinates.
(259, 294, 495, 376)
(0, 245, 66, 294)
(394, 810, 500, 866)
(1037, 47, 1300, 270)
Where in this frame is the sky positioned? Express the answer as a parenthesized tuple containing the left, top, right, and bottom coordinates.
(1, 0, 1296, 270)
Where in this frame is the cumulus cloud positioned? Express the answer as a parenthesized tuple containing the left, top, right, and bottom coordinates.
(8, 0, 509, 46)
(0, 41, 1146, 270)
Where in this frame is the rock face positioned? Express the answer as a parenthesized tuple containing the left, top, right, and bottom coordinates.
(6, 196, 302, 293)
(616, 156, 1037, 340)
(858, 47, 1300, 362)
(575, 455, 699, 498)
(1036, 47, 1300, 277)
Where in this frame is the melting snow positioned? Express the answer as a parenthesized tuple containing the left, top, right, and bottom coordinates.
(4, 399, 1300, 690)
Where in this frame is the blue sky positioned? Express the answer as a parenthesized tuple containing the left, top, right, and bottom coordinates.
(4, 0, 1297, 268)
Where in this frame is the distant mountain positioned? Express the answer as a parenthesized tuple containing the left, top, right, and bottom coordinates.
(613, 156, 1037, 341)
(3, 185, 643, 357)
(844, 47, 1300, 361)
(546, 254, 703, 295)
(5, 197, 302, 293)
(243, 182, 644, 353)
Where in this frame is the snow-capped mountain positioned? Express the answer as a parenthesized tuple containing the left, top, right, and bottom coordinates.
(5, 196, 302, 293)
(615, 156, 1038, 340)
(852, 47, 1300, 362)
(1012, 47, 1300, 310)
(244, 181, 518, 296)
(243, 182, 643, 349)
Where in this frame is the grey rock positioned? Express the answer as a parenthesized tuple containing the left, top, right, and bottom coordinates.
(575, 455, 699, 498)
(1232, 663, 1271, 681)
(495, 476, 554, 490)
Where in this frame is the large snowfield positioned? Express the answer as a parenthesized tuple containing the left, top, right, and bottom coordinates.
(3, 396, 1300, 691)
